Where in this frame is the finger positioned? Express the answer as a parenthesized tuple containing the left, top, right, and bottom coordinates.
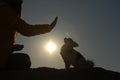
(50, 16, 58, 28)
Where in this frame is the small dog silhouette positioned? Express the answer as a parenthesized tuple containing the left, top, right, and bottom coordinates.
(60, 38, 94, 69)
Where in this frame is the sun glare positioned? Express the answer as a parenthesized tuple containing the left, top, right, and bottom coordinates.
(46, 40, 56, 54)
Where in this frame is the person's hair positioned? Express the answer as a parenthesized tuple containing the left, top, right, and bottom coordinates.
(5, 0, 23, 16)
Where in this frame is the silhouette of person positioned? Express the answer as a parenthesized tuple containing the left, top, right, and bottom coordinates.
(0, 0, 58, 68)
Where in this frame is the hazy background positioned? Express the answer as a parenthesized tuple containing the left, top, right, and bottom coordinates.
(16, 0, 120, 72)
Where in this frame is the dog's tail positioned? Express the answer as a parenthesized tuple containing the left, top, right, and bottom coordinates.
(86, 59, 95, 68)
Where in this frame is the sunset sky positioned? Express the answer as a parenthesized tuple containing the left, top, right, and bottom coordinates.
(16, 0, 120, 72)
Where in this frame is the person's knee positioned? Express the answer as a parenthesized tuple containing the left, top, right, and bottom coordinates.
(6, 53, 31, 70)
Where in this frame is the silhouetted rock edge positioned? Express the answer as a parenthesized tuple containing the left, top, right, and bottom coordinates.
(0, 67, 120, 80)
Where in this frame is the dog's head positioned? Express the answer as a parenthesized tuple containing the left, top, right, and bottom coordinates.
(64, 38, 79, 47)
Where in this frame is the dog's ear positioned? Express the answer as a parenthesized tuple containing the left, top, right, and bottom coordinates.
(64, 37, 68, 43)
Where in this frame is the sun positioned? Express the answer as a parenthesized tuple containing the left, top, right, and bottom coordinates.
(46, 40, 56, 54)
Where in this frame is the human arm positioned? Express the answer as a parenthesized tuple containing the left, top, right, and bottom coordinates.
(15, 16, 58, 36)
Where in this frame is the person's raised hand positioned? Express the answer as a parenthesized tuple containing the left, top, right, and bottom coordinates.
(49, 16, 58, 30)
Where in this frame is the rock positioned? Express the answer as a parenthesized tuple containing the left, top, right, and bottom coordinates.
(0, 67, 120, 80)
